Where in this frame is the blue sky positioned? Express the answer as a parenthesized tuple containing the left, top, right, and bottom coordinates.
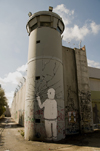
(0, 0, 100, 107)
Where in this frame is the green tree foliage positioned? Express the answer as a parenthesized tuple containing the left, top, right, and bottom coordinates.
(0, 87, 7, 116)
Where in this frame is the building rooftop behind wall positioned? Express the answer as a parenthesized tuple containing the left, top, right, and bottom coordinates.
(88, 66, 100, 79)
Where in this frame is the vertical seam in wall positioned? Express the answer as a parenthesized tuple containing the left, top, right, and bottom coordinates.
(62, 48, 66, 132)
(74, 49, 81, 133)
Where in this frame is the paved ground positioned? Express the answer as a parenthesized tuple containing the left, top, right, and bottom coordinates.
(0, 117, 100, 151)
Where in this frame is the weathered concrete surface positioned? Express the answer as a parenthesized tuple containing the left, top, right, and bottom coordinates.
(0, 117, 100, 151)
(88, 67, 100, 129)
(11, 82, 26, 126)
(88, 66, 100, 91)
(75, 48, 93, 133)
(62, 46, 79, 135)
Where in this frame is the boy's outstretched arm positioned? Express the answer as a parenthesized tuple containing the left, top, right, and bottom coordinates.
(36, 96, 44, 109)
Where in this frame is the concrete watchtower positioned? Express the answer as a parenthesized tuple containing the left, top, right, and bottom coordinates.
(25, 7, 65, 141)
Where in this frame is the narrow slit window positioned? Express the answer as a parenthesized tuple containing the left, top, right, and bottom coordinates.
(35, 76, 40, 80)
(35, 119, 40, 123)
(36, 40, 40, 44)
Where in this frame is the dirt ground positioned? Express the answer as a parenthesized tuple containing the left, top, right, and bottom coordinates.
(0, 117, 100, 151)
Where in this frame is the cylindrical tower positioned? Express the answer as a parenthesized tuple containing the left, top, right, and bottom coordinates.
(25, 7, 65, 141)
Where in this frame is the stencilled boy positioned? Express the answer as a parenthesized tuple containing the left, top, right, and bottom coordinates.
(36, 88, 57, 141)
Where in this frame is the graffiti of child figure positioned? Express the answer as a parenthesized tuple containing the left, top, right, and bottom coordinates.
(36, 88, 57, 141)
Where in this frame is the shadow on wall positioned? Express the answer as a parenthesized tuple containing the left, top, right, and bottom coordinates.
(19, 110, 24, 127)
(93, 104, 99, 124)
(57, 130, 100, 148)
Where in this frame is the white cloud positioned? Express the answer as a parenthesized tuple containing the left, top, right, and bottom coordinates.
(87, 59, 100, 68)
(54, 4, 74, 16)
(54, 4, 100, 42)
(17, 63, 27, 72)
(90, 21, 100, 34)
(0, 63, 27, 107)
(63, 25, 89, 41)
(0, 64, 27, 85)
(0, 77, 5, 85)
(0, 71, 23, 85)
(54, 4, 74, 26)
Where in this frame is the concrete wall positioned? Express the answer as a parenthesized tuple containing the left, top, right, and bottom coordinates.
(11, 46, 94, 137)
(11, 82, 26, 126)
(74, 48, 93, 132)
(62, 46, 93, 134)
(88, 67, 100, 129)
(88, 67, 100, 91)
(62, 46, 79, 135)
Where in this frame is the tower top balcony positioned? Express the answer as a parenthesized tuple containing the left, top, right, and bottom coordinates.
(26, 9, 65, 35)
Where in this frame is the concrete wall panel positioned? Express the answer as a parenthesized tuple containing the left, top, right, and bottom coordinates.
(75, 48, 93, 133)
(11, 82, 26, 126)
(62, 46, 79, 135)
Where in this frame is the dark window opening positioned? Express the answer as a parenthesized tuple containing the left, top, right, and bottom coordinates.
(40, 22, 51, 27)
(57, 26, 61, 34)
(31, 23, 38, 31)
(35, 119, 40, 123)
(35, 76, 40, 80)
(36, 40, 40, 44)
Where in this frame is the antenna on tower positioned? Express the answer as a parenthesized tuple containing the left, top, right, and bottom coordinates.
(79, 40, 82, 49)
(28, 12, 32, 17)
